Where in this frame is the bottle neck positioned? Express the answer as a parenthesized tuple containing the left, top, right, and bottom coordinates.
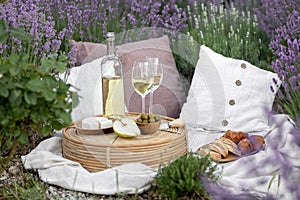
(106, 38, 116, 56)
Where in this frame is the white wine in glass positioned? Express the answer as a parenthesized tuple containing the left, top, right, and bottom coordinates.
(146, 57, 163, 113)
(132, 79, 153, 95)
(131, 60, 153, 113)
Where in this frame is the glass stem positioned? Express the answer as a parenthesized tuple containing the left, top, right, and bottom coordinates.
(149, 91, 153, 113)
(142, 95, 145, 113)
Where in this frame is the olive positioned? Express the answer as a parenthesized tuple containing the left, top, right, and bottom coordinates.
(148, 113, 154, 119)
(137, 113, 161, 123)
(149, 118, 155, 123)
(154, 115, 160, 121)
(141, 113, 148, 120)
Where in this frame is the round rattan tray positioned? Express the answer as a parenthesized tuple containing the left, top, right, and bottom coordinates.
(62, 113, 188, 172)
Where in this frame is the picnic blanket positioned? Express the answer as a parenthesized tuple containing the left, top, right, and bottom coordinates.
(21, 136, 156, 195)
(22, 113, 300, 198)
(187, 113, 300, 199)
(21, 57, 300, 198)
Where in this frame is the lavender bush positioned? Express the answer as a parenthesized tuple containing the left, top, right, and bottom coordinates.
(185, 0, 272, 73)
(255, 0, 300, 123)
(0, 0, 70, 65)
(270, 10, 300, 124)
(1, 0, 189, 67)
(255, 0, 299, 39)
(41, 0, 187, 42)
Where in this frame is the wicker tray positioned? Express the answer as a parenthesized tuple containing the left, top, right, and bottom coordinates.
(62, 113, 188, 172)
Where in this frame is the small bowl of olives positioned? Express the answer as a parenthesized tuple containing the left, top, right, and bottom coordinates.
(135, 113, 161, 135)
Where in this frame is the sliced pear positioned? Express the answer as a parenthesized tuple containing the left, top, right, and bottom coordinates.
(113, 118, 140, 138)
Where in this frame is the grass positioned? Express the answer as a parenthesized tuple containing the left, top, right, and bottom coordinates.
(0, 162, 156, 199)
(1, 170, 46, 200)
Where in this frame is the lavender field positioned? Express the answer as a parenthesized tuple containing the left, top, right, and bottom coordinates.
(0, 0, 300, 199)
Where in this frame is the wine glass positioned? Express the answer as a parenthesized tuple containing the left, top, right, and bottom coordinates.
(146, 57, 163, 113)
(131, 60, 153, 113)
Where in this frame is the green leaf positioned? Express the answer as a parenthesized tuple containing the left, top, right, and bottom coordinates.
(58, 80, 70, 92)
(44, 76, 57, 88)
(51, 119, 65, 130)
(11, 106, 27, 119)
(9, 89, 22, 106)
(20, 54, 30, 63)
(42, 88, 56, 101)
(0, 28, 8, 43)
(8, 54, 20, 66)
(58, 112, 72, 126)
(11, 129, 21, 137)
(10, 26, 31, 41)
(0, 18, 8, 43)
(9, 65, 21, 76)
(48, 54, 58, 60)
(7, 82, 15, 89)
(26, 78, 43, 92)
(53, 101, 65, 108)
(0, 86, 9, 97)
(0, 117, 10, 126)
(54, 61, 67, 73)
(14, 83, 25, 89)
(24, 92, 37, 105)
(58, 55, 68, 62)
(72, 92, 79, 108)
(17, 132, 29, 145)
(30, 112, 40, 123)
(41, 124, 52, 137)
(0, 63, 10, 74)
(40, 58, 53, 74)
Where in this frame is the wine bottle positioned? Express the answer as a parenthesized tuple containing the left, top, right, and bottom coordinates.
(100, 32, 125, 117)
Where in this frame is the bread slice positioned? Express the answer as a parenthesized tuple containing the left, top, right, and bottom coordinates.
(197, 146, 222, 160)
(214, 139, 229, 157)
(207, 142, 228, 158)
(219, 137, 242, 157)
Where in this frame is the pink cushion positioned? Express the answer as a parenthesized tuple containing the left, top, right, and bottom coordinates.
(72, 36, 187, 118)
(70, 40, 106, 66)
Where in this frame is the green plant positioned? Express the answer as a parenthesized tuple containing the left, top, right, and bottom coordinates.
(0, 19, 75, 174)
(0, 171, 47, 199)
(155, 153, 221, 200)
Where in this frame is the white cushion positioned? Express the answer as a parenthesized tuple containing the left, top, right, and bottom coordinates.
(66, 58, 104, 121)
(181, 45, 280, 133)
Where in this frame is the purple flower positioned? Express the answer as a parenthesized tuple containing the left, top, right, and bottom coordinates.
(0, 0, 64, 63)
(67, 44, 78, 67)
(255, 0, 300, 39)
(270, 10, 300, 95)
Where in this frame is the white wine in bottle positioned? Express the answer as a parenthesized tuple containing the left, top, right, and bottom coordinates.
(102, 76, 125, 117)
(100, 32, 125, 117)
